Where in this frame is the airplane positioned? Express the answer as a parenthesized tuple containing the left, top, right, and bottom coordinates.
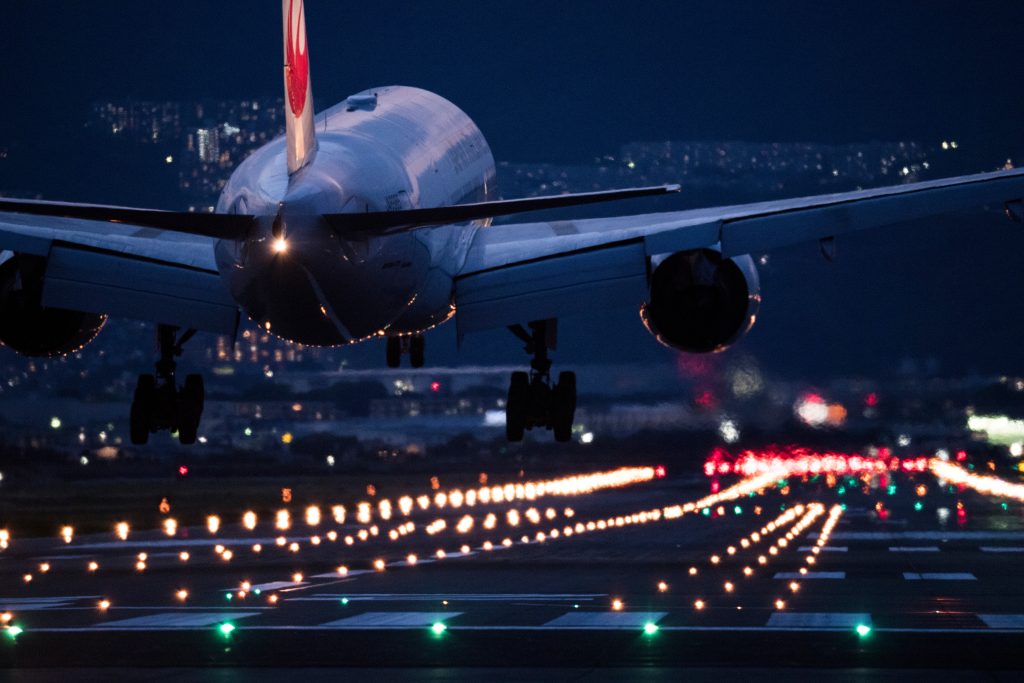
(1, 0, 1023, 446)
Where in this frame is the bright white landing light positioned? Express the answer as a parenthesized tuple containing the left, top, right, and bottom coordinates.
(272, 238, 288, 254)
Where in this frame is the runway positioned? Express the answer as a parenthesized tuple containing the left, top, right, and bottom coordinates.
(2, 460, 1023, 675)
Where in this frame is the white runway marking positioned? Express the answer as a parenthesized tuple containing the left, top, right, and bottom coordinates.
(889, 546, 940, 552)
(309, 569, 372, 579)
(68, 537, 298, 550)
(0, 596, 94, 610)
(979, 546, 1024, 553)
(321, 611, 462, 628)
(767, 612, 870, 629)
(979, 614, 1024, 629)
(797, 546, 847, 552)
(544, 611, 667, 628)
(903, 572, 976, 580)
(822, 531, 1024, 540)
(773, 571, 845, 579)
(246, 581, 307, 592)
(289, 593, 604, 603)
(94, 612, 260, 628)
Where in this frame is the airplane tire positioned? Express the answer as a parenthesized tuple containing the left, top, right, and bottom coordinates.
(130, 374, 156, 445)
(552, 371, 576, 443)
(410, 336, 425, 368)
(178, 374, 205, 445)
(506, 371, 529, 442)
(386, 337, 401, 368)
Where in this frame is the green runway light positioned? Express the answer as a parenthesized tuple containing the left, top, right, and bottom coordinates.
(6, 626, 22, 639)
(573, 604, 579, 609)
(701, 508, 710, 516)
(431, 622, 447, 634)
(887, 484, 897, 496)
(838, 486, 846, 495)
(733, 505, 742, 515)
(218, 622, 235, 636)
(914, 501, 923, 511)
(855, 624, 872, 637)
(1001, 503, 1009, 511)
(643, 622, 659, 635)
(225, 593, 233, 601)
(253, 588, 261, 595)
(840, 504, 847, 511)
(340, 597, 349, 605)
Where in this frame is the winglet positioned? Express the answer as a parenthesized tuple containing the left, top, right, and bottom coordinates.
(283, 0, 317, 174)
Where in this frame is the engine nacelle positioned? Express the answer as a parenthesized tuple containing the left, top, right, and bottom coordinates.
(640, 249, 760, 353)
(0, 255, 107, 357)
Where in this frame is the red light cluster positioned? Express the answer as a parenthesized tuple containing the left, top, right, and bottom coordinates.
(704, 447, 929, 478)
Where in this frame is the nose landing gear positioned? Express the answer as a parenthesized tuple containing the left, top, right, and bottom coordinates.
(129, 324, 205, 445)
(505, 320, 576, 443)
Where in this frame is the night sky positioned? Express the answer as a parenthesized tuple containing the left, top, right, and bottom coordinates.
(3, 1, 1024, 377)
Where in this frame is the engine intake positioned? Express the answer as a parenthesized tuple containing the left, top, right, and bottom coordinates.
(0, 255, 107, 357)
(640, 249, 760, 353)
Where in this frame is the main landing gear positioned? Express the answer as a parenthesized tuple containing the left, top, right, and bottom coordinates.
(130, 324, 205, 445)
(505, 319, 576, 443)
(386, 334, 425, 368)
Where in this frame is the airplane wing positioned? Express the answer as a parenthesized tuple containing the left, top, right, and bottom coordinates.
(454, 168, 1024, 336)
(0, 212, 239, 335)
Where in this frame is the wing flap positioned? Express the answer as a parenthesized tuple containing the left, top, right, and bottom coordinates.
(455, 241, 648, 335)
(42, 246, 239, 335)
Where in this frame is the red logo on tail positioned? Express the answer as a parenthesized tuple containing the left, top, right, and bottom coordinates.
(285, 0, 309, 117)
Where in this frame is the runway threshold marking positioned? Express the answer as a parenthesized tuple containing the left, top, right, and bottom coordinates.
(766, 612, 870, 628)
(889, 546, 940, 552)
(773, 571, 845, 579)
(978, 614, 1024, 629)
(320, 611, 463, 628)
(93, 612, 261, 628)
(543, 611, 667, 628)
(903, 572, 976, 580)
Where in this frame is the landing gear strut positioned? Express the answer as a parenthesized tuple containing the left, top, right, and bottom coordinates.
(130, 324, 205, 445)
(505, 319, 576, 443)
(386, 334, 425, 368)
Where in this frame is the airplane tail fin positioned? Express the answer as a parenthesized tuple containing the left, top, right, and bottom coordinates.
(282, 0, 316, 174)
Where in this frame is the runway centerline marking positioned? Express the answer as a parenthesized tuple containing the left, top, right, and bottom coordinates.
(321, 611, 463, 627)
(797, 546, 847, 552)
(979, 546, 1024, 553)
(289, 593, 604, 602)
(889, 546, 940, 552)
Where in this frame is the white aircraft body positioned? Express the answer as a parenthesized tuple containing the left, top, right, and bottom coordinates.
(1, 0, 1023, 444)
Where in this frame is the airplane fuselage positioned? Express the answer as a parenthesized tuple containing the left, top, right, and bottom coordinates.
(214, 86, 496, 345)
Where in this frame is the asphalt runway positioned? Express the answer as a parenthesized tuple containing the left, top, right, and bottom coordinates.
(2, 465, 1023, 679)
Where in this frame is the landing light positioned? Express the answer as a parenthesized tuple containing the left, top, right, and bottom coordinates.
(272, 237, 288, 254)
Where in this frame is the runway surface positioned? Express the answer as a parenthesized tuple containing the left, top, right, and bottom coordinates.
(1, 461, 1023, 677)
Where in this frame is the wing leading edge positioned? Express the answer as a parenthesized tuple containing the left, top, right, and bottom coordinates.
(454, 168, 1024, 336)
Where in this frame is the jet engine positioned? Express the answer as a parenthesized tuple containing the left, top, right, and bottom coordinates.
(0, 255, 106, 357)
(640, 249, 760, 353)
